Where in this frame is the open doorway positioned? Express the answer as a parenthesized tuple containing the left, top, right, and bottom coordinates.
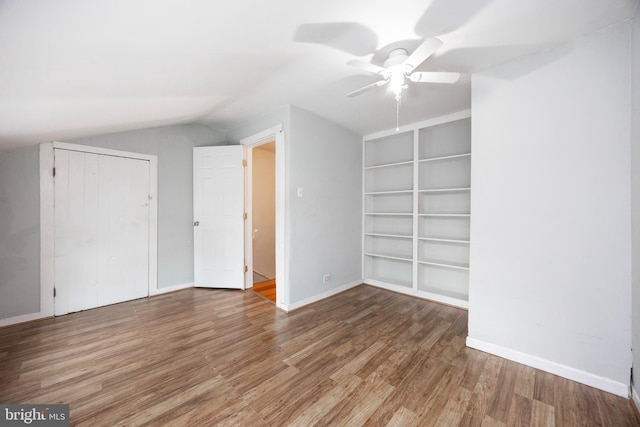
(250, 141, 276, 302)
(241, 124, 286, 310)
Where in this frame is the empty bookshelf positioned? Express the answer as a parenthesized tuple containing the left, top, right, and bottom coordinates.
(363, 110, 471, 308)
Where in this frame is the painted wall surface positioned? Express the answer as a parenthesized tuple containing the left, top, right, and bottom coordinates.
(0, 145, 40, 318)
(252, 144, 276, 279)
(70, 124, 225, 289)
(287, 106, 362, 303)
(228, 105, 362, 305)
(632, 7, 640, 396)
(469, 22, 632, 387)
(227, 106, 290, 144)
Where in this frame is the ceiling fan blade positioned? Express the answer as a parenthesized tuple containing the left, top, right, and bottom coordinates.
(403, 37, 443, 73)
(347, 59, 386, 75)
(346, 79, 388, 97)
(409, 71, 461, 84)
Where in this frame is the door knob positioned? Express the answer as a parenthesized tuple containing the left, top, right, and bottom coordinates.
(193, 221, 200, 227)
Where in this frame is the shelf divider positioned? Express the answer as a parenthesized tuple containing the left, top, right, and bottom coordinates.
(364, 252, 413, 262)
(418, 187, 471, 193)
(419, 152, 471, 163)
(418, 259, 469, 270)
(365, 159, 413, 170)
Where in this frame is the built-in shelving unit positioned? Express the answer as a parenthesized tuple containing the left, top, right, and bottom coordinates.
(362, 111, 471, 308)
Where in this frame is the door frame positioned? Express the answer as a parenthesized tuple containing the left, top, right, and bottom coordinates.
(40, 142, 158, 317)
(240, 125, 288, 309)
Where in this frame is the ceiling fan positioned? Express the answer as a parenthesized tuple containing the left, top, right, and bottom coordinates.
(346, 37, 460, 130)
(346, 37, 460, 99)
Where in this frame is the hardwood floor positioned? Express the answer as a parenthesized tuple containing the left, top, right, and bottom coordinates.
(1, 285, 638, 426)
(253, 279, 276, 302)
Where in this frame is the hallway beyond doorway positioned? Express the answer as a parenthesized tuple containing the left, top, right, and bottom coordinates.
(253, 279, 276, 302)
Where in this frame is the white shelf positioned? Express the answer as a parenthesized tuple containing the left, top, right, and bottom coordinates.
(365, 160, 413, 170)
(418, 213, 470, 218)
(420, 288, 469, 303)
(365, 233, 413, 239)
(364, 276, 413, 289)
(419, 152, 471, 163)
(364, 212, 413, 216)
(365, 190, 413, 195)
(418, 187, 471, 194)
(418, 237, 470, 244)
(364, 252, 413, 262)
(418, 259, 469, 270)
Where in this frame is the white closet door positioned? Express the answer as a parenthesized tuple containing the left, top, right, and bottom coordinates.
(54, 149, 150, 315)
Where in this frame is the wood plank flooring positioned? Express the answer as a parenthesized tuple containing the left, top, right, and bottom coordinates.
(1, 285, 638, 426)
(252, 279, 276, 302)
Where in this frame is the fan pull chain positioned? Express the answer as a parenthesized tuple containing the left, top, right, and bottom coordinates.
(395, 94, 401, 132)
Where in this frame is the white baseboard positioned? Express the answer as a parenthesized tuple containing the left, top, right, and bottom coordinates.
(0, 310, 49, 328)
(632, 384, 640, 413)
(149, 282, 194, 296)
(279, 280, 362, 312)
(1, 283, 195, 328)
(466, 336, 629, 397)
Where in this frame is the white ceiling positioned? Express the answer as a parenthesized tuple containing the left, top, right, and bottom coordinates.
(0, 0, 637, 150)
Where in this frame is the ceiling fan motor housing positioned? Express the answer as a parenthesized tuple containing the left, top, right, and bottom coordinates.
(383, 48, 409, 69)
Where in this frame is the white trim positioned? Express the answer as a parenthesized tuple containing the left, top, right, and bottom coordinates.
(361, 138, 366, 287)
(40, 143, 55, 317)
(412, 129, 419, 291)
(40, 141, 159, 316)
(240, 125, 287, 307)
(240, 125, 282, 145)
(466, 337, 630, 397)
(363, 109, 472, 141)
(243, 145, 253, 289)
(149, 282, 194, 296)
(279, 280, 362, 312)
(50, 141, 156, 161)
(0, 311, 50, 328)
(632, 384, 640, 413)
(364, 279, 469, 309)
(147, 156, 158, 295)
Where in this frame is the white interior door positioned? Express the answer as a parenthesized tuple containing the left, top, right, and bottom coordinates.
(54, 149, 150, 315)
(193, 146, 245, 289)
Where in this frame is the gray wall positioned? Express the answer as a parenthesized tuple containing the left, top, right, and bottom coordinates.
(0, 123, 224, 320)
(469, 21, 632, 389)
(287, 107, 362, 303)
(228, 105, 362, 306)
(227, 105, 290, 144)
(632, 7, 640, 397)
(0, 145, 41, 318)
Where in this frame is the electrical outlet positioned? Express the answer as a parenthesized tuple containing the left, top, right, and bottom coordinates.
(323, 274, 332, 284)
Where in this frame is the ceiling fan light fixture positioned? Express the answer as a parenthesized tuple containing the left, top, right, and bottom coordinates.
(389, 67, 405, 98)
(345, 37, 458, 132)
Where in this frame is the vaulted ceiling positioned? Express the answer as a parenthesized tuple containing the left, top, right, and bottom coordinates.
(0, 0, 637, 150)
